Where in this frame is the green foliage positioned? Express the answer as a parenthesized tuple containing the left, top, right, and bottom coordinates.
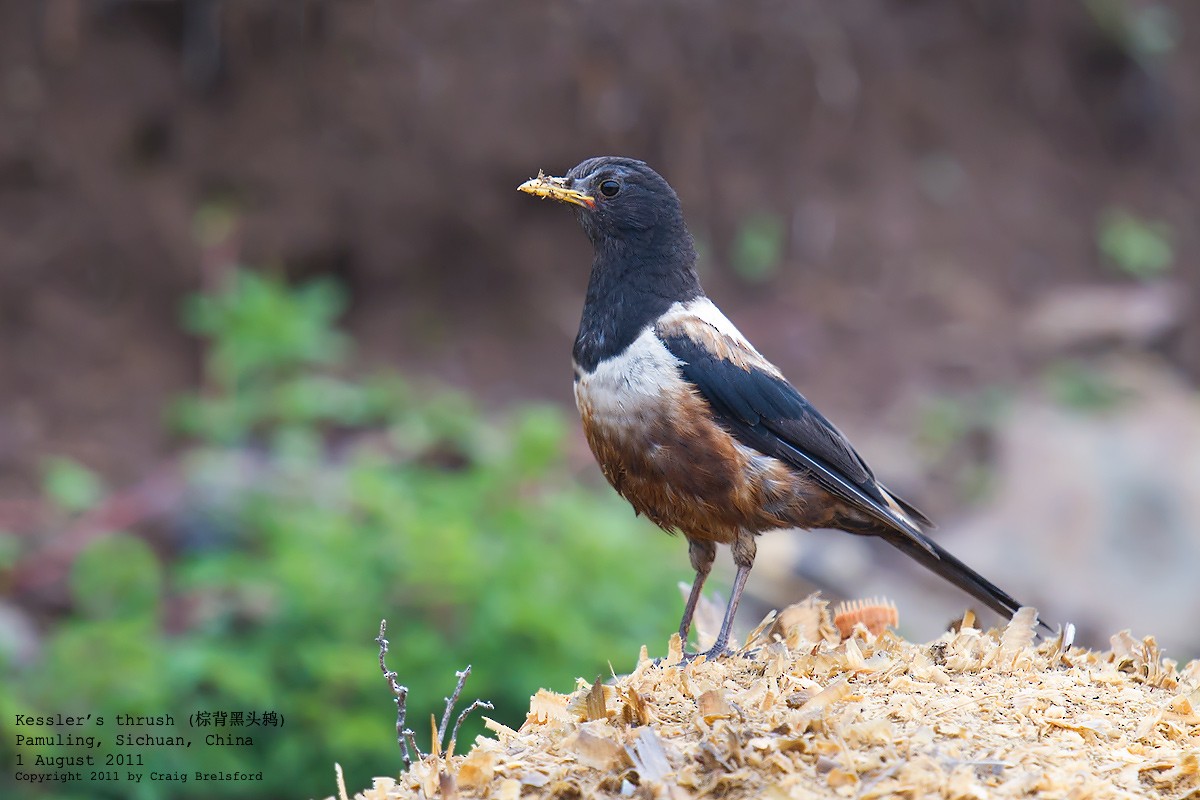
(915, 389, 1011, 503)
(915, 389, 1010, 460)
(172, 271, 377, 444)
(41, 457, 105, 514)
(70, 534, 163, 622)
(1083, 0, 1179, 61)
(183, 270, 349, 390)
(731, 212, 786, 284)
(4, 268, 686, 800)
(1042, 360, 1130, 412)
(1097, 208, 1174, 280)
(192, 198, 241, 250)
(0, 531, 19, 572)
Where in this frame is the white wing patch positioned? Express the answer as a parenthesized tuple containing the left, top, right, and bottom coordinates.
(670, 298, 762, 355)
(654, 297, 783, 379)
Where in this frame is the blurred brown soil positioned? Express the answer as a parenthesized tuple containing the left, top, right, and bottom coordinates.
(2, 0, 1199, 500)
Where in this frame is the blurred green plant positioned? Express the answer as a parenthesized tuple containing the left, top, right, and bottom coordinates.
(731, 212, 786, 284)
(192, 197, 242, 250)
(173, 271, 361, 443)
(1042, 359, 1131, 412)
(1097, 208, 1174, 280)
(1083, 0, 1179, 62)
(2, 268, 685, 800)
(71, 534, 163, 622)
(184, 269, 349, 387)
(0, 531, 18, 573)
(915, 389, 1010, 460)
(40, 457, 105, 514)
(915, 389, 1011, 504)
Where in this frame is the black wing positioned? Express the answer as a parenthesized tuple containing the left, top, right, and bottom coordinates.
(656, 321, 924, 537)
(657, 316, 1050, 628)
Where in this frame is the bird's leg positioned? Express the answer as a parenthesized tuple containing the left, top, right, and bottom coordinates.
(705, 533, 756, 658)
(678, 539, 716, 647)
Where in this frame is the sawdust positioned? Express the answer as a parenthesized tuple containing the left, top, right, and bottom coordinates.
(332, 597, 1200, 799)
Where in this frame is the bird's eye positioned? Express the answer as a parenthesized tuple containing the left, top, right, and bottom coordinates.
(599, 179, 620, 198)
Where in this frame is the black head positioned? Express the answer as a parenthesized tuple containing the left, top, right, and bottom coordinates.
(519, 156, 691, 248)
(561, 157, 686, 244)
(519, 156, 704, 370)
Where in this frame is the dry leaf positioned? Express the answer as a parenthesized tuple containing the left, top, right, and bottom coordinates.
(455, 748, 496, 789)
(697, 689, 735, 723)
(563, 726, 628, 770)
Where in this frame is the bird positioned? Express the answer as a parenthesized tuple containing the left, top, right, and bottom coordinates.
(518, 156, 1042, 657)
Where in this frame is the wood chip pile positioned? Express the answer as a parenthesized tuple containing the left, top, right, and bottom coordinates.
(333, 598, 1200, 799)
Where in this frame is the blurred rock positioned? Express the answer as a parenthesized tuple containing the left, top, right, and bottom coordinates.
(0, 601, 40, 667)
(944, 355, 1200, 655)
(1022, 281, 1182, 352)
(753, 356, 1200, 657)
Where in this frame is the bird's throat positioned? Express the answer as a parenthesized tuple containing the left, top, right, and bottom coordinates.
(573, 236, 702, 372)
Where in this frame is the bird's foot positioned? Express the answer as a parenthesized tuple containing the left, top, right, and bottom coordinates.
(698, 645, 761, 661)
(650, 650, 697, 667)
(650, 645, 757, 666)
(696, 646, 736, 661)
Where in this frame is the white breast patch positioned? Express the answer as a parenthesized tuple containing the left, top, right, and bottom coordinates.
(574, 325, 688, 425)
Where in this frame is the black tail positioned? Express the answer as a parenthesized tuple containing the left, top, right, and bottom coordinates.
(879, 526, 1053, 632)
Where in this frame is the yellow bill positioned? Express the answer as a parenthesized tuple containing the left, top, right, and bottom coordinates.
(517, 170, 595, 209)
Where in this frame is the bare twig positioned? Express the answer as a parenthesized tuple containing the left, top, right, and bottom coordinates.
(376, 621, 492, 768)
(376, 619, 421, 769)
(438, 667, 471, 745)
(438, 665, 494, 757)
(449, 698, 494, 755)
